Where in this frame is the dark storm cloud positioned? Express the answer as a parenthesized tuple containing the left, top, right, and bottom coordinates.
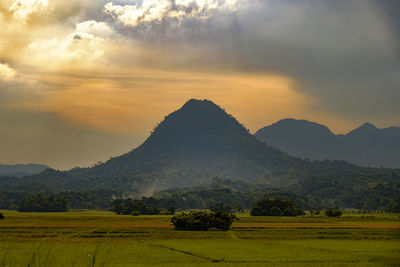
(232, 0, 399, 120)
(105, 0, 399, 123)
(372, 0, 400, 57)
(373, 0, 400, 35)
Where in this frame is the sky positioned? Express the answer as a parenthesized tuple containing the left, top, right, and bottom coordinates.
(0, 0, 399, 170)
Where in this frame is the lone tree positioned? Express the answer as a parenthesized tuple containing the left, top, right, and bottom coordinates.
(325, 208, 343, 217)
(0, 212, 4, 220)
(171, 211, 238, 231)
(250, 199, 304, 216)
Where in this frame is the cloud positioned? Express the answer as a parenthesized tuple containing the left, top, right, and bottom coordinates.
(104, 0, 240, 27)
(75, 20, 118, 39)
(38, 69, 309, 135)
(0, 63, 17, 80)
(372, 0, 400, 58)
(104, 0, 398, 123)
(25, 20, 119, 67)
(27, 35, 104, 66)
(9, 0, 49, 21)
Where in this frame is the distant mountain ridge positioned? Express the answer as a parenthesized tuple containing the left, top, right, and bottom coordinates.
(255, 119, 400, 168)
(0, 99, 398, 211)
(0, 164, 49, 177)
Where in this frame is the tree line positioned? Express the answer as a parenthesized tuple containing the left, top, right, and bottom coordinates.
(0, 176, 399, 213)
(18, 195, 67, 212)
(111, 197, 175, 215)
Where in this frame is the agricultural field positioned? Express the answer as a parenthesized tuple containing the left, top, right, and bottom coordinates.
(0, 210, 399, 266)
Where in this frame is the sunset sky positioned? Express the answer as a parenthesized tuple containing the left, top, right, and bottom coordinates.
(0, 0, 399, 169)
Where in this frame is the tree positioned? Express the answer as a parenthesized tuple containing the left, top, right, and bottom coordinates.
(390, 204, 400, 213)
(212, 211, 238, 230)
(209, 203, 243, 213)
(270, 207, 282, 216)
(325, 208, 342, 217)
(111, 198, 172, 216)
(250, 206, 264, 216)
(250, 199, 304, 216)
(209, 203, 231, 212)
(18, 195, 67, 212)
(131, 210, 140, 216)
(171, 211, 238, 231)
(167, 206, 176, 215)
(171, 211, 213, 231)
(0, 212, 4, 220)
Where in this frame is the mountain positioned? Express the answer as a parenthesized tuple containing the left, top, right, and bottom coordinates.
(0, 164, 49, 177)
(255, 119, 400, 168)
(2, 99, 295, 194)
(0, 99, 399, 210)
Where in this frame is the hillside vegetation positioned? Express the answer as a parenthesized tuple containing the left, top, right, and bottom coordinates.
(0, 99, 399, 211)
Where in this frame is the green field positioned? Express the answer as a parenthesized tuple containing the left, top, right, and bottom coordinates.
(0, 210, 399, 266)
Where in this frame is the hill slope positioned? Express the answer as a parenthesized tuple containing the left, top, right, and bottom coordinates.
(4, 100, 295, 194)
(255, 119, 400, 168)
(0, 164, 49, 177)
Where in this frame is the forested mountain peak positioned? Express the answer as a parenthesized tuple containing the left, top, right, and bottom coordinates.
(139, 99, 250, 155)
(16, 99, 286, 192)
(153, 98, 247, 137)
(255, 119, 400, 168)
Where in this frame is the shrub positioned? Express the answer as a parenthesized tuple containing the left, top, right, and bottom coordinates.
(113, 204, 130, 215)
(160, 207, 176, 215)
(270, 207, 282, 216)
(250, 199, 304, 216)
(390, 204, 400, 213)
(250, 206, 264, 216)
(171, 211, 238, 231)
(325, 208, 343, 217)
(0, 212, 4, 220)
(131, 210, 140, 216)
(212, 211, 238, 230)
(171, 211, 212, 231)
(309, 209, 321, 216)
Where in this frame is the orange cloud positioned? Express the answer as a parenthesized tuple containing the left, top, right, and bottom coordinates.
(17, 67, 313, 135)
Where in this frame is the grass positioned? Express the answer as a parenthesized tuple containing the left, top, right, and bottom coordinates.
(0, 210, 399, 266)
